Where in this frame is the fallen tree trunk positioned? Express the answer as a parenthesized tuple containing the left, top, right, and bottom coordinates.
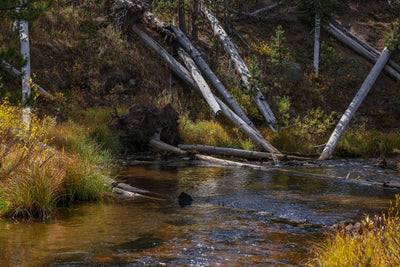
(179, 144, 279, 160)
(200, 2, 277, 131)
(319, 47, 391, 160)
(177, 48, 222, 116)
(331, 20, 400, 74)
(250, 0, 287, 16)
(325, 22, 400, 81)
(131, 25, 281, 154)
(178, 144, 315, 161)
(150, 138, 273, 169)
(1, 61, 55, 100)
(142, 11, 174, 39)
(170, 25, 256, 130)
(149, 137, 187, 155)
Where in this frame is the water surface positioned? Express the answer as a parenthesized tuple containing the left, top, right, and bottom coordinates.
(0, 159, 398, 266)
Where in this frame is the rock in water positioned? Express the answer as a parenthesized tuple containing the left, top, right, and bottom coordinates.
(178, 192, 193, 207)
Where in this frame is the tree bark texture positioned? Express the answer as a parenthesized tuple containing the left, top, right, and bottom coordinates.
(319, 47, 391, 160)
(200, 2, 277, 131)
(313, 14, 321, 75)
(131, 25, 281, 154)
(177, 48, 222, 116)
(170, 25, 256, 130)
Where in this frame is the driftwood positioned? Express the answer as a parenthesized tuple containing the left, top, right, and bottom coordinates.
(170, 25, 256, 130)
(1, 61, 55, 100)
(200, 2, 278, 131)
(177, 48, 222, 116)
(325, 22, 400, 81)
(320, 47, 391, 160)
(131, 25, 281, 154)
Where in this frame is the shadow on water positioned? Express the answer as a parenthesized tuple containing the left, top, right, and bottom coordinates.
(0, 159, 399, 266)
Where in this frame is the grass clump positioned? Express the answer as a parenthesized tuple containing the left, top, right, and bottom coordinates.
(0, 101, 113, 219)
(308, 195, 400, 266)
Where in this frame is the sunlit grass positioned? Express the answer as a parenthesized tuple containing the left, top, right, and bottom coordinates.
(179, 116, 255, 150)
(0, 103, 114, 219)
(308, 195, 400, 266)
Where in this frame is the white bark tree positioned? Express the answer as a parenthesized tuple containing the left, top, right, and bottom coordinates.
(313, 14, 321, 75)
(319, 47, 391, 160)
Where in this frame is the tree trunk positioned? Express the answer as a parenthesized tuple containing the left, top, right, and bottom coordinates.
(178, 48, 222, 116)
(149, 137, 187, 155)
(313, 14, 321, 75)
(170, 25, 257, 130)
(331, 20, 400, 75)
(319, 47, 391, 160)
(191, 0, 199, 41)
(200, 2, 277, 131)
(131, 25, 281, 154)
(325, 22, 400, 81)
(250, 0, 287, 16)
(178, 0, 187, 35)
(179, 144, 281, 160)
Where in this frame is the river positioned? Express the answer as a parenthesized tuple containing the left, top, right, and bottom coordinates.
(0, 159, 398, 266)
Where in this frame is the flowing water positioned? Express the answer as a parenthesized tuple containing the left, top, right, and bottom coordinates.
(0, 159, 399, 266)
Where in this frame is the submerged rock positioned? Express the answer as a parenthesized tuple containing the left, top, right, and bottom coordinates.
(178, 192, 193, 207)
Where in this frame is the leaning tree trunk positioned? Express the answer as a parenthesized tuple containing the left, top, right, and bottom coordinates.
(331, 20, 400, 75)
(250, 0, 287, 17)
(325, 22, 400, 81)
(170, 25, 257, 130)
(319, 47, 391, 160)
(178, 48, 222, 116)
(131, 25, 281, 154)
(1, 61, 54, 100)
(313, 14, 321, 75)
(200, 2, 278, 131)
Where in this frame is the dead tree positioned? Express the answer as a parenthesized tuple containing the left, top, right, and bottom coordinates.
(319, 47, 392, 160)
(200, 2, 278, 131)
(178, 48, 222, 116)
(170, 25, 257, 130)
(130, 25, 281, 154)
(325, 22, 400, 81)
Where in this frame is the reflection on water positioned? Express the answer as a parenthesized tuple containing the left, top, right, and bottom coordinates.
(0, 160, 398, 266)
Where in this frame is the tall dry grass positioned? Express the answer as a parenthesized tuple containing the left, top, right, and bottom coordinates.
(0, 101, 112, 219)
(308, 195, 400, 266)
